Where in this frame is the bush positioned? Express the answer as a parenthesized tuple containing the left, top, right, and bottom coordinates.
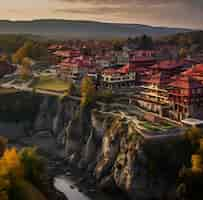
(80, 76, 96, 107)
(19, 147, 45, 185)
(0, 147, 46, 200)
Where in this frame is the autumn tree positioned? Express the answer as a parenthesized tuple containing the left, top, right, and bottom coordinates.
(80, 76, 96, 106)
(0, 54, 9, 62)
(0, 148, 24, 200)
(179, 48, 188, 59)
(112, 40, 123, 51)
(177, 128, 203, 200)
(0, 148, 24, 179)
(19, 57, 32, 79)
(19, 147, 45, 185)
(67, 82, 76, 96)
(12, 41, 34, 64)
(184, 127, 202, 151)
(0, 147, 47, 200)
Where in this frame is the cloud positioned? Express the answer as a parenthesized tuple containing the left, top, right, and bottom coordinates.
(54, 0, 203, 6)
(50, 0, 203, 28)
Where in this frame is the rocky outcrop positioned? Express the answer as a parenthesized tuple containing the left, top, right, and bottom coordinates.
(34, 96, 80, 136)
(16, 95, 184, 200)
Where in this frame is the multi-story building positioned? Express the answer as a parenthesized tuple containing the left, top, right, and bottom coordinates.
(130, 60, 193, 118)
(114, 51, 129, 65)
(168, 76, 203, 120)
(101, 64, 136, 89)
(54, 50, 81, 58)
(57, 56, 94, 83)
(168, 64, 203, 120)
(131, 71, 170, 116)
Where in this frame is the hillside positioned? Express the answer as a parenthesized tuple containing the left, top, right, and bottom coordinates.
(161, 31, 203, 48)
(0, 19, 192, 39)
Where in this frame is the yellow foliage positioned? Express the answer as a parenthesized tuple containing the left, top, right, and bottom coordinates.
(185, 127, 202, 146)
(19, 57, 32, 79)
(12, 41, 34, 64)
(80, 76, 96, 106)
(81, 76, 95, 96)
(179, 48, 188, 58)
(191, 154, 203, 172)
(0, 55, 8, 62)
(0, 148, 24, 179)
(0, 147, 47, 200)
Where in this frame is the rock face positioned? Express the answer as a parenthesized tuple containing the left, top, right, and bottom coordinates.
(32, 96, 184, 199)
(34, 96, 80, 136)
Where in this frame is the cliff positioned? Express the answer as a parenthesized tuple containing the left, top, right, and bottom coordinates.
(31, 95, 187, 199)
(0, 94, 188, 199)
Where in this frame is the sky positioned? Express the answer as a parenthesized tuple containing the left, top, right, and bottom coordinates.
(0, 0, 203, 29)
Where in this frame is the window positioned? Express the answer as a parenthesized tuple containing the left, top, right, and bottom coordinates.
(197, 88, 201, 94)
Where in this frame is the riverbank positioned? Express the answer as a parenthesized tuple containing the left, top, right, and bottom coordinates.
(0, 121, 128, 200)
(52, 160, 129, 200)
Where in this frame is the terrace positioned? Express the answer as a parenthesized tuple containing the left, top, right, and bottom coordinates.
(31, 75, 71, 96)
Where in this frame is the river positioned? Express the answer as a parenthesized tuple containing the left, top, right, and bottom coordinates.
(54, 176, 90, 200)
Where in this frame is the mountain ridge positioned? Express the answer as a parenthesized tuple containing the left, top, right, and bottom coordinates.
(0, 19, 194, 39)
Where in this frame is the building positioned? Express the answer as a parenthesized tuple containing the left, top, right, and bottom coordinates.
(57, 56, 94, 83)
(130, 57, 157, 68)
(101, 64, 136, 89)
(168, 76, 203, 120)
(54, 50, 81, 58)
(131, 71, 170, 116)
(95, 55, 112, 68)
(114, 51, 129, 65)
(168, 64, 203, 120)
(130, 60, 193, 118)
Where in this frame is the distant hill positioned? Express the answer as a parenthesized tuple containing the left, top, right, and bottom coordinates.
(0, 19, 193, 39)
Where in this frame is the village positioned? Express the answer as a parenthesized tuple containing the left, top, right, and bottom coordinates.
(1, 37, 203, 129)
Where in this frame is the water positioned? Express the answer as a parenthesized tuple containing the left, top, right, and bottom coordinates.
(54, 175, 90, 200)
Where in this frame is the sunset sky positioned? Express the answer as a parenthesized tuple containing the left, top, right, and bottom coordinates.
(0, 0, 202, 29)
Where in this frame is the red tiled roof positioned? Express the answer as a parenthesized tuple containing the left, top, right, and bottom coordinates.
(58, 56, 93, 69)
(144, 71, 172, 85)
(103, 64, 135, 75)
(182, 64, 203, 76)
(130, 57, 155, 62)
(134, 66, 148, 73)
(151, 60, 185, 70)
(169, 76, 203, 89)
(54, 50, 81, 58)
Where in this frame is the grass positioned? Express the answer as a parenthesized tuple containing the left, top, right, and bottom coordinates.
(141, 121, 176, 132)
(161, 122, 175, 129)
(142, 121, 161, 131)
(32, 76, 70, 93)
